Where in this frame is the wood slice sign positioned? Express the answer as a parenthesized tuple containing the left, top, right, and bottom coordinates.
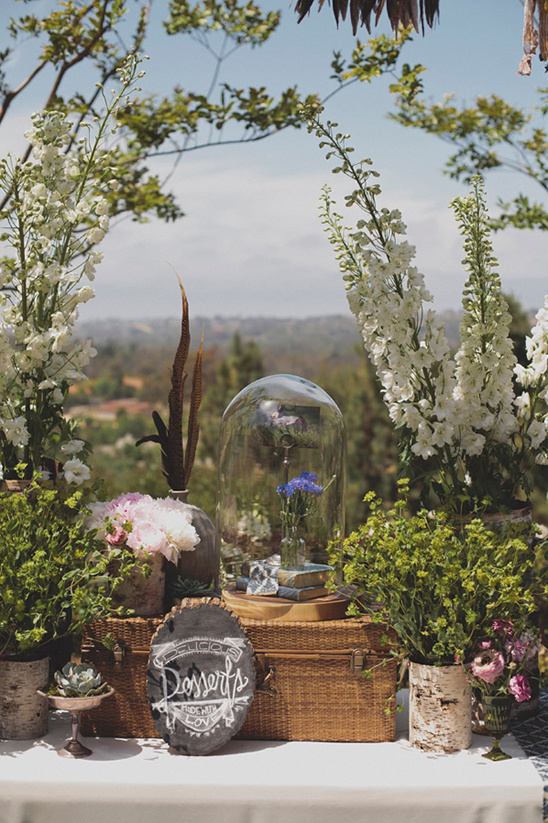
(147, 598, 256, 755)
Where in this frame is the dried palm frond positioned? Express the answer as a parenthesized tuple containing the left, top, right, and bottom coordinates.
(136, 277, 203, 491)
(295, 0, 440, 35)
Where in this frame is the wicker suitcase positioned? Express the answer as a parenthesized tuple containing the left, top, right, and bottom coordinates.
(80, 612, 397, 742)
(236, 616, 398, 742)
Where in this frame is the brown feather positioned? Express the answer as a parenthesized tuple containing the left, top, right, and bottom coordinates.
(183, 328, 204, 486)
(166, 276, 191, 490)
(152, 410, 172, 483)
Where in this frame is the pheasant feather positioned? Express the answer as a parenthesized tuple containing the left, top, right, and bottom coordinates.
(136, 277, 203, 491)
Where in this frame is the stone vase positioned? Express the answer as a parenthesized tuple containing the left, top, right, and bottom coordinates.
(169, 490, 219, 589)
(0, 657, 49, 740)
(409, 661, 471, 752)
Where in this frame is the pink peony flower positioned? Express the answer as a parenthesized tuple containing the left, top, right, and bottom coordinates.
(509, 674, 532, 703)
(87, 493, 199, 563)
(470, 649, 505, 684)
(105, 524, 127, 546)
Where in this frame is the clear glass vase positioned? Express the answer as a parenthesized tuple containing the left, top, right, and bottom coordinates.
(481, 694, 514, 761)
(280, 528, 306, 570)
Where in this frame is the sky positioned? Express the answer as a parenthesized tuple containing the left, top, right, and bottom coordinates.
(2, 0, 548, 322)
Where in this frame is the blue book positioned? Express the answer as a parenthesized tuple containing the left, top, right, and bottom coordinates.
(236, 577, 328, 601)
(241, 561, 333, 589)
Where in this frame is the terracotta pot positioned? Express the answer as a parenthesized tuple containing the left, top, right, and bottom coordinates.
(169, 490, 219, 589)
(111, 551, 165, 616)
(0, 479, 32, 493)
(0, 657, 49, 739)
(409, 661, 471, 752)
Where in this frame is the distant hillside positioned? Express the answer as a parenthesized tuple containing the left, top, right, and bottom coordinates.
(75, 312, 467, 354)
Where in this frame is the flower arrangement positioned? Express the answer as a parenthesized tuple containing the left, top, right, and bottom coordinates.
(330, 483, 548, 665)
(277, 471, 323, 536)
(0, 55, 143, 482)
(311, 116, 548, 513)
(86, 492, 200, 564)
(466, 620, 541, 702)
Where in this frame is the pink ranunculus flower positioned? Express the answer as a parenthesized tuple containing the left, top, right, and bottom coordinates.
(105, 524, 127, 546)
(470, 649, 505, 684)
(506, 631, 541, 665)
(509, 674, 532, 703)
(493, 619, 514, 639)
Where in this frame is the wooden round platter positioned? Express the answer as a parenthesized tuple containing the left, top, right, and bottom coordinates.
(221, 584, 352, 622)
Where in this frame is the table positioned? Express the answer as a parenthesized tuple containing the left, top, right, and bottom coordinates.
(1, 696, 544, 823)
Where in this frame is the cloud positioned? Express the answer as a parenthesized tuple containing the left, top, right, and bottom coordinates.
(74, 155, 548, 321)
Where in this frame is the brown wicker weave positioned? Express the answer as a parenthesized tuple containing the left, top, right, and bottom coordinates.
(80, 613, 397, 742)
(237, 616, 398, 743)
(81, 616, 161, 739)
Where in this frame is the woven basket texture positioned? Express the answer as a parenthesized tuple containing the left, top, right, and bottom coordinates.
(237, 616, 397, 742)
(80, 614, 397, 742)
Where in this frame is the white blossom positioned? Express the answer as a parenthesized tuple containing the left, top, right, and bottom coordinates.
(62, 458, 91, 485)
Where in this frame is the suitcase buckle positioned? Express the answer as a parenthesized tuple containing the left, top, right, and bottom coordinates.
(351, 648, 364, 674)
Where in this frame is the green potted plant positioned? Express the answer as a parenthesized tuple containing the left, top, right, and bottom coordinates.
(0, 477, 137, 740)
(330, 483, 548, 752)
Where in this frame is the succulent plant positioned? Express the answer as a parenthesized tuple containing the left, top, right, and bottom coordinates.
(54, 662, 109, 697)
(169, 576, 213, 598)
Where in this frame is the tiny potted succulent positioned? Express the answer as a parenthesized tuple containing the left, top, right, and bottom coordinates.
(52, 661, 111, 698)
(330, 482, 548, 753)
(38, 662, 114, 758)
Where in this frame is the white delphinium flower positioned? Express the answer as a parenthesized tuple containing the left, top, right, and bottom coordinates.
(2, 417, 29, 447)
(0, 54, 142, 481)
(314, 117, 546, 510)
(451, 184, 518, 462)
(514, 296, 548, 464)
(62, 458, 91, 485)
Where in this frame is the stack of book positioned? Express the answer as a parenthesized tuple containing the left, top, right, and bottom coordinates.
(236, 561, 334, 601)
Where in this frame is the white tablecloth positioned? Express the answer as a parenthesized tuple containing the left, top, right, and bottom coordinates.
(0, 705, 543, 823)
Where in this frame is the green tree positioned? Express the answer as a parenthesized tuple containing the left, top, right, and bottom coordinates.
(1, 1, 421, 224)
(199, 331, 264, 461)
(389, 65, 548, 232)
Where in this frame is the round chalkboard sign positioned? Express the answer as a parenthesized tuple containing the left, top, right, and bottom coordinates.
(147, 598, 256, 755)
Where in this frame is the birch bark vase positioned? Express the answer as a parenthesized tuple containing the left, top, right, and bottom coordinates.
(111, 552, 165, 616)
(0, 657, 49, 739)
(409, 662, 471, 752)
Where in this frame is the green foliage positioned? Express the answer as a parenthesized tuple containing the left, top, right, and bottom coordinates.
(390, 78, 548, 232)
(1, 1, 419, 225)
(331, 483, 548, 665)
(0, 479, 138, 659)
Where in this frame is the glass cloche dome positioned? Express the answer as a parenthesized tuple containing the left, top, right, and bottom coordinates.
(216, 374, 346, 579)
